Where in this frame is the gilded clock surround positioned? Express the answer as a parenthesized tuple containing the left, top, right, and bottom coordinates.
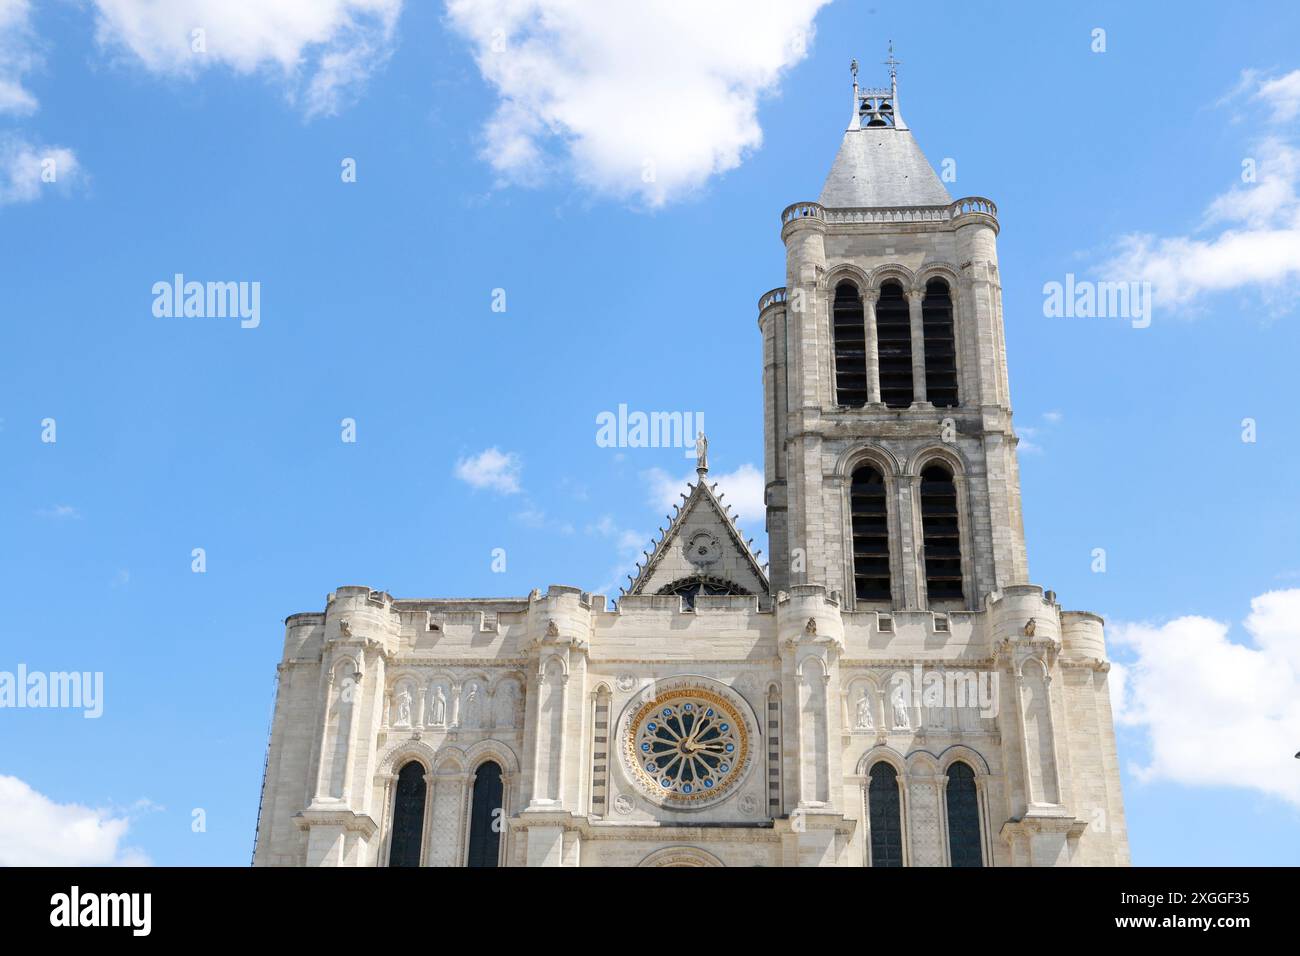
(618, 678, 756, 810)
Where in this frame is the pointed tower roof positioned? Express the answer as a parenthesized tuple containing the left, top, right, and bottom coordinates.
(819, 48, 950, 208)
(623, 442, 769, 600)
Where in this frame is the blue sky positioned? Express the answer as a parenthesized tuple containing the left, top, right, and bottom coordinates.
(1, 0, 1298, 865)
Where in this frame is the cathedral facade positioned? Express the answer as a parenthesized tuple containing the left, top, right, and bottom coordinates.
(252, 65, 1129, 868)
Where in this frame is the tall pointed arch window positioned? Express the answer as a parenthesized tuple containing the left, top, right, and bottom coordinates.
(832, 281, 868, 407)
(920, 463, 964, 602)
(922, 278, 958, 407)
(875, 280, 913, 408)
(868, 762, 904, 867)
(388, 760, 427, 867)
(945, 761, 983, 867)
(466, 761, 504, 867)
(850, 464, 891, 603)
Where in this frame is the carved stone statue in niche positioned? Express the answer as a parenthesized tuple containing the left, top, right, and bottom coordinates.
(430, 686, 448, 727)
(394, 688, 412, 727)
(855, 688, 874, 729)
(462, 682, 481, 728)
(890, 684, 910, 730)
(494, 682, 518, 727)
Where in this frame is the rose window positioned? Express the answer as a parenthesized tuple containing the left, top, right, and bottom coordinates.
(621, 686, 752, 808)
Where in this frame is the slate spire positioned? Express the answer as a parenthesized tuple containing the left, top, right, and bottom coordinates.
(819, 47, 950, 208)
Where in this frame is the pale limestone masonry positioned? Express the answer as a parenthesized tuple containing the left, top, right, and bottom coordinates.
(253, 66, 1128, 868)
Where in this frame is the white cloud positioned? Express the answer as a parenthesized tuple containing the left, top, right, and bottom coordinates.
(1109, 588, 1300, 809)
(587, 514, 647, 553)
(646, 461, 765, 529)
(513, 505, 573, 534)
(1100, 70, 1300, 310)
(91, 0, 403, 117)
(0, 775, 151, 866)
(454, 447, 522, 495)
(0, 134, 78, 205)
(444, 0, 830, 207)
(1256, 69, 1300, 123)
(36, 503, 82, 519)
(0, 133, 77, 204)
(586, 513, 649, 598)
(1017, 411, 1063, 456)
(0, 0, 38, 115)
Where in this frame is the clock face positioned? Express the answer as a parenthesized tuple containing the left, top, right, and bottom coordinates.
(619, 681, 754, 810)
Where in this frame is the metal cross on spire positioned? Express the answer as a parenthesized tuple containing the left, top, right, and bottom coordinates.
(883, 41, 900, 79)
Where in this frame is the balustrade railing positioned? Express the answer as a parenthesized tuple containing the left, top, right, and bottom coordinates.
(780, 196, 998, 228)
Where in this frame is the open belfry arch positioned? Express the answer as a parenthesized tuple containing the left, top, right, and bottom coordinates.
(253, 52, 1128, 867)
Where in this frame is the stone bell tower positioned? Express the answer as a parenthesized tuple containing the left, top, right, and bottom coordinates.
(760, 52, 1028, 609)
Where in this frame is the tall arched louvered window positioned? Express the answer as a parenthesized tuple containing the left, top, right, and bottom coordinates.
(388, 760, 427, 867)
(832, 281, 868, 407)
(920, 463, 964, 602)
(850, 464, 891, 603)
(922, 278, 958, 407)
(875, 281, 913, 408)
(946, 761, 983, 867)
(868, 762, 904, 867)
(466, 761, 504, 867)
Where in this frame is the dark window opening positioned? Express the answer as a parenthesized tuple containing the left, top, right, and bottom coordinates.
(875, 281, 913, 408)
(466, 761, 504, 868)
(658, 576, 748, 609)
(920, 464, 964, 602)
(850, 464, 891, 603)
(388, 760, 427, 868)
(868, 762, 904, 867)
(922, 278, 958, 408)
(946, 762, 983, 867)
(833, 281, 868, 407)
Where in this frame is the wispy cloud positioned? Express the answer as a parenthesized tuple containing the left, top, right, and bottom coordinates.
(1100, 69, 1300, 312)
(0, 4, 81, 206)
(444, 0, 830, 207)
(0, 0, 39, 116)
(587, 513, 649, 597)
(644, 462, 765, 529)
(513, 505, 573, 535)
(454, 447, 522, 495)
(1256, 68, 1300, 123)
(1017, 410, 1063, 456)
(36, 504, 82, 520)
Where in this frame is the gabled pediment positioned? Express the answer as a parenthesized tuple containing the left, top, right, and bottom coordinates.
(624, 470, 768, 601)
